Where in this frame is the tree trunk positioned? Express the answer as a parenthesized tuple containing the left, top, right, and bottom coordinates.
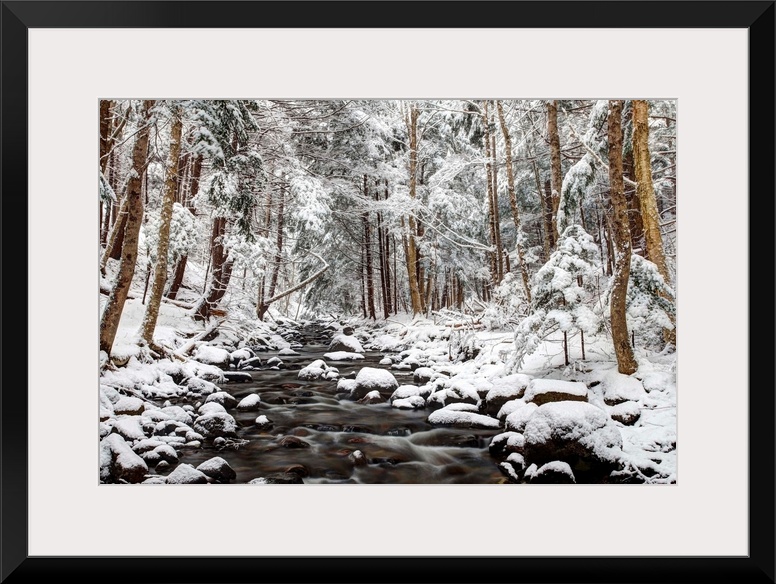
(363, 175, 376, 319)
(256, 187, 285, 319)
(482, 101, 501, 285)
(195, 215, 234, 321)
(490, 123, 504, 283)
(607, 100, 638, 375)
(405, 104, 424, 315)
(532, 161, 552, 261)
(376, 180, 391, 318)
(497, 100, 532, 303)
(622, 140, 644, 253)
(140, 108, 183, 346)
(99, 100, 113, 174)
(633, 100, 671, 283)
(99, 99, 155, 356)
(633, 99, 675, 345)
(547, 100, 563, 246)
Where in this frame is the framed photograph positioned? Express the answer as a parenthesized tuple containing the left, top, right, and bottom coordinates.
(5, 1, 773, 582)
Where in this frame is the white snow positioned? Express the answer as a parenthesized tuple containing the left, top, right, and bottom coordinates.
(236, 394, 261, 410)
(427, 408, 501, 429)
(329, 334, 364, 353)
(354, 367, 398, 391)
(601, 369, 648, 404)
(523, 378, 588, 404)
(192, 345, 231, 366)
(324, 351, 365, 361)
(165, 463, 208, 484)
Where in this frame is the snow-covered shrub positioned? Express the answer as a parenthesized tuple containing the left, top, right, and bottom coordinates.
(511, 224, 605, 371)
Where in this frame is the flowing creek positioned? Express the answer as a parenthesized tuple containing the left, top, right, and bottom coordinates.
(161, 325, 507, 484)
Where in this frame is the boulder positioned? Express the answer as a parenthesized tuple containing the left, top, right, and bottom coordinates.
(196, 456, 237, 483)
(523, 378, 588, 406)
(601, 371, 647, 405)
(100, 434, 148, 483)
(328, 334, 364, 353)
(193, 412, 238, 438)
(610, 401, 641, 425)
(224, 371, 253, 383)
(192, 345, 231, 369)
(204, 391, 238, 410)
(523, 402, 624, 481)
(529, 461, 576, 484)
(236, 393, 261, 411)
(166, 463, 209, 484)
(484, 374, 532, 416)
(351, 367, 399, 400)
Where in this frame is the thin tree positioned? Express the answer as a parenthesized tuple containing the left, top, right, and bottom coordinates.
(496, 100, 532, 303)
(99, 99, 155, 356)
(633, 99, 675, 345)
(139, 106, 183, 348)
(404, 103, 424, 315)
(607, 100, 638, 375)
(547, 100, 563, 247)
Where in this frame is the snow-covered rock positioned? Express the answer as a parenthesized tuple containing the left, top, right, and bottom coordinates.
(504, 402, 540, 433)
(184, 376, 219, 396)
(601, 371, 647, 405)
(100, 433, 148, 483)
(328, 334, 364, 353)
(500, 452, 527, 479)
(254, 415, 272, 430)
(204, 391, 238, 410)
(529, 460, 576, 484)
(523, 401, 623, 480)
(489, 431, 525, 459)
(198, 402, 227, 416)
(160, 405, 193, 424)
(238, 356, 263, 370)
(427, 407, 501, 429)
(113, 396, 145, 415)
(390, 384, 434, 403)
(392, 395, 426, 410)
(230, 348, 254, 364)
(351, 367, 399, 399)
(610, 401, 641, 425)
(523, 378, 588, 406)
(196, 457, 236, 483)
(356, 390, 383, 405)
(266, 356, 284, 368)
(165, 463, 208, 484)
(192, 345, 231, 369)
(412, 367, 436, 384)
(278, 348, 300, 356)
(324, 351, 365, 361)
(484, 374, 532, 416)
(111, 417, 147, 442)
(298, 359, 330, 380)
(193, 412, 238, 438)
(236, 393, 261, 411)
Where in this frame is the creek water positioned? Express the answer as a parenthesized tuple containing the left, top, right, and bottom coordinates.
(169, 325, 507, 484)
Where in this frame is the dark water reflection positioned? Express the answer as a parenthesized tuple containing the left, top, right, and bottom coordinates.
(166, 344, 506, 484)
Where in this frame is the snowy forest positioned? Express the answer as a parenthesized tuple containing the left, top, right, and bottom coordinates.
(98, 98, 677, 485)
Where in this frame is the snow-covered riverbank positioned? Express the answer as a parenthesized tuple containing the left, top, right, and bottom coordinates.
(99, 299, 676, 485)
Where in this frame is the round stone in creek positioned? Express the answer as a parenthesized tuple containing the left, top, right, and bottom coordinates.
(279, 435, 311, 449)
(248, 473, 304, 484)
(284, 464, 310, 478)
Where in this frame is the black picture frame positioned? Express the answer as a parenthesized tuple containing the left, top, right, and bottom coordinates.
(2, 2, 773, 582)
